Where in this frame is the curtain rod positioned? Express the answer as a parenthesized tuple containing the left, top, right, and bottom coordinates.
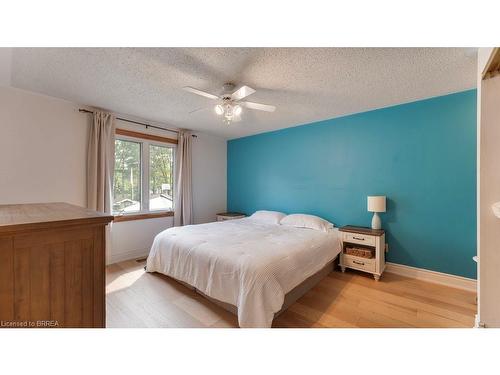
(79, 108, 189, 136)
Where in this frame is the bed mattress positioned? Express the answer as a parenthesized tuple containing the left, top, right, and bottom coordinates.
(146, 218, 341, 327)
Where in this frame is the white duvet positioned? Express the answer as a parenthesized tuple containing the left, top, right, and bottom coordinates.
(146, 218, 341, 328)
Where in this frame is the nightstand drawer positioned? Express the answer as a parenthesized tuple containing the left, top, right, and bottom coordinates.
(343, 254, 376, 272)
(342, 232, 376, 246)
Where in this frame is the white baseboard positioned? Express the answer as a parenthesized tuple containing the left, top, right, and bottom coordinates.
(107, 248, 149, 265)
(385, 262, 477, 292)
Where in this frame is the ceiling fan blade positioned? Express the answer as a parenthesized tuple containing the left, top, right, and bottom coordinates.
(240, 101, 276, 112)
(231, 85, 256, 101)
(188, 107, 209, 114)
(183, 86, 219, 100)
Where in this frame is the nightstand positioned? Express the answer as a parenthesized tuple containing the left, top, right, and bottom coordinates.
(216, 212, 246, 221)
(339, 225, 386, 281)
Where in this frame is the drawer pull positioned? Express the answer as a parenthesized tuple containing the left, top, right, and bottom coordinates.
(353, 260, 365, 266)
(352, 236, 364, 241)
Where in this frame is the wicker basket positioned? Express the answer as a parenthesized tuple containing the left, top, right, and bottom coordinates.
(344, 246, 375, 259)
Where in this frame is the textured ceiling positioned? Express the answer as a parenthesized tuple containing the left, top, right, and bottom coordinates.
(8, 48, 476, 139)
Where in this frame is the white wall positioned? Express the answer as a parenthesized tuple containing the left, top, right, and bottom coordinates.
(109, 216, 174, 264)
(0, 85, 88, 206)
(0, 85, 227, 265)
(192, 131, 227, 224)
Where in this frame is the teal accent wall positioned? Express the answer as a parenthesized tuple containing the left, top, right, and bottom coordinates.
(227, 90, 477, 279)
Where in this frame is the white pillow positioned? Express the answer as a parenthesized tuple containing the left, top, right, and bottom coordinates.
(249, 210, 286, 225)
(280, 214, 333, 232)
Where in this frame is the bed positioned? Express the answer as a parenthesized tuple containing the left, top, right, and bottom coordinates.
(145, 216, 341, 328)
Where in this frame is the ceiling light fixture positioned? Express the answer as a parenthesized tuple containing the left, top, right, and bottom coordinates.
(214, 101, 242, 125)
(233, 105, 242, 116)
(214, 104, 224, 115)
(184, 83, 276, 126)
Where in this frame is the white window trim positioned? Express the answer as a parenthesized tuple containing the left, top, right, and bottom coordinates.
(114, 134, 176, 217)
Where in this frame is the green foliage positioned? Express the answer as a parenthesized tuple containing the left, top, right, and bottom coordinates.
(113, 139, 141, 211)
(149, 145, 173, 198)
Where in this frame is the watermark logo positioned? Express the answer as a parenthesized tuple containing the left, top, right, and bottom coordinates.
(1, 320, 59, 328)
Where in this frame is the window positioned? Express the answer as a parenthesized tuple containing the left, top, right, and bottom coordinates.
(113, 131, 176, 217)
(149, 145, 174, 211)
(113, 139, 142, 213)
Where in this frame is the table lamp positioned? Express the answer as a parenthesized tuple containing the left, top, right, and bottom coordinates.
(367, 196, 386, 230)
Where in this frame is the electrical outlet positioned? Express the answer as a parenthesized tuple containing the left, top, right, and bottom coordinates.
(385, 243, 389, 252)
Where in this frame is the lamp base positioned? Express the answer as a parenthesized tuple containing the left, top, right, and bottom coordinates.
(371, 212, 382, 230)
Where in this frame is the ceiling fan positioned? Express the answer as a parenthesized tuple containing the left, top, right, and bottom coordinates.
(183, 83, 276, 125)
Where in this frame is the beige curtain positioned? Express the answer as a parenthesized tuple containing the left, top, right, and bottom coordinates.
(174, 130, 193, 226)
(87, 111, 115, 213)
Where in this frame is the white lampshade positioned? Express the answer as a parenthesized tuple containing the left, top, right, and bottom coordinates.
(367, 196, 386, 213)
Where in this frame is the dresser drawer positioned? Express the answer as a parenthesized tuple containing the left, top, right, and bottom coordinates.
(342, 232, 376, 246)
(343, 254, 376, 273)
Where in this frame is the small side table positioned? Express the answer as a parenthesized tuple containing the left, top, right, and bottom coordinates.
(339, 225, 386, 281)
(216, 212, 246, 222)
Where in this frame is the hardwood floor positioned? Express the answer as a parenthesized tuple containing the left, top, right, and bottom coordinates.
(106, 259, 476, 328)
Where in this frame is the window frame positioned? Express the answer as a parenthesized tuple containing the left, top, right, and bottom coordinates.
(113, 129, 177, 222)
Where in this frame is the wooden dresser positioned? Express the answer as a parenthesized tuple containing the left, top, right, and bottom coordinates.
(0, 203, 113, 328)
